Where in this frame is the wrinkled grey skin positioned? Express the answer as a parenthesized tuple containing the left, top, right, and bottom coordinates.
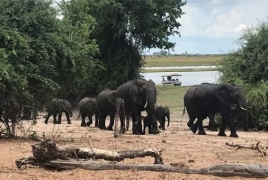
(116, 79, 160, 135)
(96, 89, 125, 133)
(190, 83, 248, 137)
(155, 105, 170, 130)
(183, 84, 218, 131)
(44, 98, 73, 124)
(77, 97, 98, 127)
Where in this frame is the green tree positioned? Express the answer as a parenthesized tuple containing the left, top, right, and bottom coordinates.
(218, 20, 268, 130)
(0, 0, 99, 126)
(55, 0, 100, 101)
(62, 0, 187, 92)
(0, 0, 61, 108)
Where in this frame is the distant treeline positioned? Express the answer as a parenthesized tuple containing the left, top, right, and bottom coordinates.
(149, 51, 226, 57)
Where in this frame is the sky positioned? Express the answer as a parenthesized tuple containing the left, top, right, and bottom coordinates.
(145, 0, 268, 55)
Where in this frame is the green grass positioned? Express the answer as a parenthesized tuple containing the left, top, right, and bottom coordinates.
(144, 56, 224, 67)
(156, 85, 189, 111)
(142, 67, 217, 73)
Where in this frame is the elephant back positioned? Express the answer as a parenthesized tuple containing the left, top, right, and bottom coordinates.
(79, 97, 97, 113)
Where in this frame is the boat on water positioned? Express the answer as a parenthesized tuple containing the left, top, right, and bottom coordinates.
(161, 73, 182, 86)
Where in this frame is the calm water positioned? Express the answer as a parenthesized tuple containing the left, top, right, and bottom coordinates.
(143, 65, 216, 70)
(141, 71, 221, 86)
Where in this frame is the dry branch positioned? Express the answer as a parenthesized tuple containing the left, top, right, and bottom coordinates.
(15, 158, 268, 178)
(15, 140, 268, 178)
(29, 140, 163, 164)
(226, 142, 268, 156)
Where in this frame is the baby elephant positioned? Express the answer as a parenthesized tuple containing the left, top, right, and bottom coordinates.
(44, 98, 73, 124)
(142, 105, 170, 134)
(155, 105, 170, 130)
(78, 97, 98, 127)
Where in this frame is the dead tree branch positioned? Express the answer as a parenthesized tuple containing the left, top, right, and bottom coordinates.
(226, 142, 268, 156)
(15, 140, 268, 178)
(15, 158, 268, 178)
(29, 140, 163, 164)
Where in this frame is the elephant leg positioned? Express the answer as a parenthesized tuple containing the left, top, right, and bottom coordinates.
(208, 114, 217, 131)
(65, 111, 71, 124)
(107, 112, 115, 131)
(52, 113, 58, 124)
(94, 112, 98, 128)
(228, 120, 238, 137)
(132, 109, 143, 135)
(161, 118, 166, 130)
(119, 110, 126, 134)
(44, 112, 52, 124)
(98, 114, 107, 130)
(187, 114, 196, 128)
(197, 118, 206, 135)
(218, 119, 227, 136)
(218, 112, 227, 136)
(126, 116, 130, 131)
(87, 116, 93, 126)
(81, 115, 87, 127)
(58, 113, 62, 124)
(143, 118, 147, 134)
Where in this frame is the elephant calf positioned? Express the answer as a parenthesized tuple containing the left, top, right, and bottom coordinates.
(78, 97, 98, 127)
(142, 105, 171, 134)
(97, 89, 125, 133)
(155, 105, 170, 130)
(44, 98, 73, 124)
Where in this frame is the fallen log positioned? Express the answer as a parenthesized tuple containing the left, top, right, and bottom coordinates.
(226, 141, 268, 156)
(15, 158, 268, 178)
(29, 140, 163, 164)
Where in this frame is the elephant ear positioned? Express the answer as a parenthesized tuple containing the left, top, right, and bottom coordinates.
(215, 89, 231, 106)
(134, 79, 147, 92)
(129, 80, 146, 105)
(108, 91, 117, 106)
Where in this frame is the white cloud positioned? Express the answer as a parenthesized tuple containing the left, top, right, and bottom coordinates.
(178, 0, 268, 38)
(233, 24, 248, 32)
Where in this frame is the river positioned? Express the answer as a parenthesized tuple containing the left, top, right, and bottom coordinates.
(140, 70, 221, 86)
(143, 65, 217, 70)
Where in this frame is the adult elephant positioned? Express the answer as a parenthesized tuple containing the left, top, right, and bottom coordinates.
(44, 98, 73, 124)
(155, 105, 170, 130)
(190, 83, 248, 137)
(78, 97, 98, 127)
(116, 79, 160, 135)
(96, 89, 125, 133)
(183, 84, 218, 131)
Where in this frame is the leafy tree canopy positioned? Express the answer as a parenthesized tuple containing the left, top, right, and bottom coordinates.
(0, 0, 99, 112)
(61, 0, 187, 91)
(218, 19, 268, 130)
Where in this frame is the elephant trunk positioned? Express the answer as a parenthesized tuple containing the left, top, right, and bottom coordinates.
(146, 100, 157, 128)
(238, 100, 248, 132)
(167, 115, 170, 127)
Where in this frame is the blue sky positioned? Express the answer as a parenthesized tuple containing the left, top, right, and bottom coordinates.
(145, 0, 268, 54)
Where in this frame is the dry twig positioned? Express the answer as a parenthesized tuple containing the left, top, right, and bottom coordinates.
(226, 141, 268, 156)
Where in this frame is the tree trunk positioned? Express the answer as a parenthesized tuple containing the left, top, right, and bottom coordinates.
(30, 140, 163, 164)
(15, 158, 268, 178)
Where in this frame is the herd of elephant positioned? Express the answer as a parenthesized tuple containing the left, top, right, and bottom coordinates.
(44, 79, 170, 135)
(44, 79, 249, 137)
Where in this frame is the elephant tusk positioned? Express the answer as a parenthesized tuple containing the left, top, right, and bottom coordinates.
(156, 102, 159, 106)
(144, 102, 148, 108)
(240, 107, 247, 111)
(231, 106, 235, 109)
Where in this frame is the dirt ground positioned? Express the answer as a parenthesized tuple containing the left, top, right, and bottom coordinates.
(1, 110, 268, 180)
